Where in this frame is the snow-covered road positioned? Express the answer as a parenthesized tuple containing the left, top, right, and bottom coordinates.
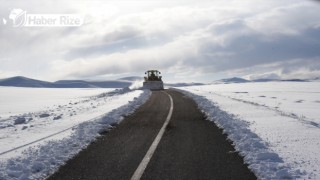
(177, 81, 320, 179)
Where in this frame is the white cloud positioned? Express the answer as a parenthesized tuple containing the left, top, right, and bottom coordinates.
(243, 57, 320, 80)
(245, 2, 320, 36)
(245, 72, 281, 80)
(1, 0, 320, 82)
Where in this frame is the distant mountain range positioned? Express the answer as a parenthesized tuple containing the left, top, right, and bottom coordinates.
(0, 76, 142, 88)
(212, 77, 312, 84)
(0, 76, 316, 88)
(165, 82, 205, 87)
(212, 77, 250, 84)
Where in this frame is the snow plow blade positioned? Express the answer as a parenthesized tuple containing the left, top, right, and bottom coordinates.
(143, 81, 164, 90)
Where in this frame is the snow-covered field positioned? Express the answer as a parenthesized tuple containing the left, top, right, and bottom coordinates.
(177, 81, 320, 179)
(0, 87, 151, 179)
(1, 82, 319, 179)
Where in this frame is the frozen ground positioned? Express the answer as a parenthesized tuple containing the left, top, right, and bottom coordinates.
(1, 82, 319, 179)
(0, 87, 151, 179)
(177, 81, 320, 179)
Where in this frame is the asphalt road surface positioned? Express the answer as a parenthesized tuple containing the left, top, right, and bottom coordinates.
(48, 90, 256, 180)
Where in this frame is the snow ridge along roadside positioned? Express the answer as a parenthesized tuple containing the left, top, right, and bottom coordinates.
(174, 88, 302, 179)
(0, 89, 151, 180)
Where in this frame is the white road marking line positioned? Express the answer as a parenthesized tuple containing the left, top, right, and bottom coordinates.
(131, 91, 174, 180)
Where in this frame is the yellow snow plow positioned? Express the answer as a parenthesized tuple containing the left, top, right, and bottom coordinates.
(143, 70, 164, 90)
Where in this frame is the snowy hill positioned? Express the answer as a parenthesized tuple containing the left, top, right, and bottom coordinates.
(252, 79, 308, 82)
(311, 77, 320, 82)
(117, 76, 144, 81)
(251, 79, 277, 82)
(0, 76, 134, 88)
(212, 77, 309, 84)
(55, 80, 131, 88)
(281, 79, 308, 82)
(88, 80, 132, 88)
(165, 82, 205, 87)
(0, 76, 53, 87)
(53, 80, 98, 88)
(212, 77, 250, 84)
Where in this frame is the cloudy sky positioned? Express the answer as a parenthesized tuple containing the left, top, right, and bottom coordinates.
(0, 0, 320, 83)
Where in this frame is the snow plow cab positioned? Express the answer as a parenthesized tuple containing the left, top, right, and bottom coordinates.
(143, 70, 164, 90)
